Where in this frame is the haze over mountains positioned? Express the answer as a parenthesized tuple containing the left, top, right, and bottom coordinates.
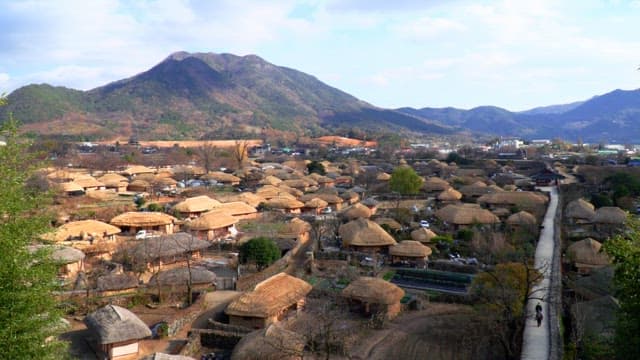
(1, 51, 639, 143)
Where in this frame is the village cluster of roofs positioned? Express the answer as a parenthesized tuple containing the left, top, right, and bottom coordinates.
(38, 157, 629, 359)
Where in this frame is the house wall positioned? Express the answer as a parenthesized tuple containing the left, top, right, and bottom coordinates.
(228, 315, 268, 329)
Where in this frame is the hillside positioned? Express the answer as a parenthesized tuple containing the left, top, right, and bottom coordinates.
(0, 52, 452, 140)
(398, 88, 640, 142)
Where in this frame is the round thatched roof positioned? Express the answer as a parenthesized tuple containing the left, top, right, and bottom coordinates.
(265, 197, 304, 210)
(174, 196, 221, 213)
(256, 185, 297, 200)
(565, 198, 596, 220)
(74, 175, 105, 189)
(339, 218, 397, 247)
(567, 238, 610, 266)
(422, 177, 450, 192)
(51, 246, 86, 263)
(477, 191, 548, 207)
(340, 190, 360, 203)
(376, 172, 391, 181)
(60, 181, 84, 193)
(259, 175, 283, 186)
(231, 323, 305, 360)
(459, 182, 503, 198)
(97, 273, 139, 292)
(304, 197, 329, 208)
(84, 305, 152, 344)
(342, 277, 405, 305)
(226, 273, 312, 318)
(202, 171, 241, 183)
(122, 165, 155, 176)
(186, 210, 238, 230)
(374, 217, 402, 231)
(437, 187, 462, 201)
(131, 233, 210, 262)
(277, 184, 304, 197)
(149, 266, 216, 286)
(389, 240, 432, 258)
(217, 192, 265, 208)
(277, 218, 311, 239)
(411, 228, 437, 243)
(45, 220, 121, 242)
(435, 204, 500, 225)
(506, 211, 537, 225)
(341, 203, 373, 220)
(593, 206, 626, 224)
(97, 173, 129, 187)
(127, 179, 150, 191)
(215, 201, 258, 216)
(110, 212, 176, 227)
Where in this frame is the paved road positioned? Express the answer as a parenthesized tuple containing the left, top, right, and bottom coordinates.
(521, 186, 558, 360)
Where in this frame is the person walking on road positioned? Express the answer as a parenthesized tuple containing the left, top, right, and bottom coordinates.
(535, 302, 543, 327)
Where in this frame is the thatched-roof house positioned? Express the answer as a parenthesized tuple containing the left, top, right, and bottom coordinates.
(342, 277, 405, 320)
(218, 192, 265, 208)
(411, 227, 437, 243)
(148, 266, 216, 290)
(215, 201, 259, 220)
(259, 175, 283, 186)
(231, 323, 305, 360)
(339, 218, 397, 252)
(127, 179, 150, 193)
(110, 212, 177, 235)
(186, 210, 239, 241)
(51, 245, 86, 280)
(226, 273, 312, 329)
(506, 211, 537, 231)
(422, 177, 450, 193)
(202, 171, 241, 186)
(60, 181, 85, 196)
(74, 175, 106, 192)
(44, 219, 121, 244)
(275, 218, 311, 253)
(341, 203, 373, 220)
(265, 197, 304, 214)
(565, 199, 596, 224)
(389, 240, 432, 266)
(437, 187, 462, 204)
(593, 206, 627, 236)
(567, 238, 610, 274)
(374, 217, 403, 232)
(130, 233, 210, 271)
(84, 305, 152, 359)
(340, 190, 360, 205)
(98, 173, 129, 192)
(459, 181, 503, 201)
(97, 273, 139, 297)
(435, 204, 500, 230)
(477, 191, 548, 212)
(174, 196, 221, 218)
(302, 197, 329, 215)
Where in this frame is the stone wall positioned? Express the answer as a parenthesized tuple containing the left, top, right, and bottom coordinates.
(166, 293, 207, 337)
(549, 190, 564, 360)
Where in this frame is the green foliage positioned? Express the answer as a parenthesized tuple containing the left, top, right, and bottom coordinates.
(146, 203, 163, 212)
(591, 193, 613, 208)
(239, 237, 281, 270)
(307, 160, 326, 175)
(457, 229, 474, 242)
(382, 271, 396, 281)
(389, 166, 423, 195)
(0, 115, 67, 358)
(603, 216, 640, 359)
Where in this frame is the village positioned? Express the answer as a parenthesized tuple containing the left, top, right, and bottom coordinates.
(36, 136, 635, 359)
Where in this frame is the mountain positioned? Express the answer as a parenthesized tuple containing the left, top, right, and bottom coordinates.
(519, 100, 586, 115)
(398, 88, 640, 142)
(0, 52, 452, 140)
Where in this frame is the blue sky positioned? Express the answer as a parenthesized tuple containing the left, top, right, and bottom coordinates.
(1, 0, 639, 111)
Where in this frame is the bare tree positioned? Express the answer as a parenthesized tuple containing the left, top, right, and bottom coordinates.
(232, 139, 250, 170)
(197, 141, 218, 174)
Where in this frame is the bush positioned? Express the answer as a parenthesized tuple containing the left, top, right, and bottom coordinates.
(239, 237, 281, 270)
(146, 203, 163, 212)
(457, 229, 474, 242)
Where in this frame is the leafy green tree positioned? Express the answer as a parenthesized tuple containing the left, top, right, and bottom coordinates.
(306, 160, 326, 175)
(603, 216, 640, 359)
(0, 114, 67, 358)
(239, 237, 281, 270)
(389, 166, 423, 195)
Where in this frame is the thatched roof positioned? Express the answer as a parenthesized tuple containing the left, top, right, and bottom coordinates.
(304, 197, 329, 209)
(565, 199, 596, 220)
(340, 190, 360, 203)
(84, 305, 152, 344)
(187, 210, 238, 230)
(47, 169, 81, 181)
(122, 165, 155, 176)
(231, 323, 305, 360)
(423, 177, 450, 192)
(60, 181, 84, 193)
(389, 240, 432, 258)
(215, 201, 258, 216)
(149, 266, 216, 286)
(459, 182, 503, 198)
(127, 179, 150, 191)
(174, 196, 221, 213)
(51, 245, 86, 263)
(256, 185, 297, 200)
(97, 273, 139, 291)
(74, 175, 105, 189)
(437, 187, 462, 201)
(225, 273, 312, 318)
(376, 172, 391, 181)
(259, 175, 283, 186)
(506, 211, 537, 225)
(339, 218, 397, 247)
(281, 179, 310, 190)
(45, 220, 121, 242)
(341, 203, 372, 220)
(342, 277, 404, 304)
(593, 207, 626, 224)
(202, 171, 241, 183)
(477, 191, 548, 207)
(131, 233, 210, 262)
(411, 228, 437, 243)
(277, 184, 304, 198)
(217, 192, 265, 207)
(265, 197, 304, 210)
(492, 208, 512, 218)
(435, 204, 500, 225)
(172, 165, 206, 176)
(277, 218, 311, 239)
(567, 238, 610, 266)
(111, 212, 176, 227)
(374, 217, 402, 231)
